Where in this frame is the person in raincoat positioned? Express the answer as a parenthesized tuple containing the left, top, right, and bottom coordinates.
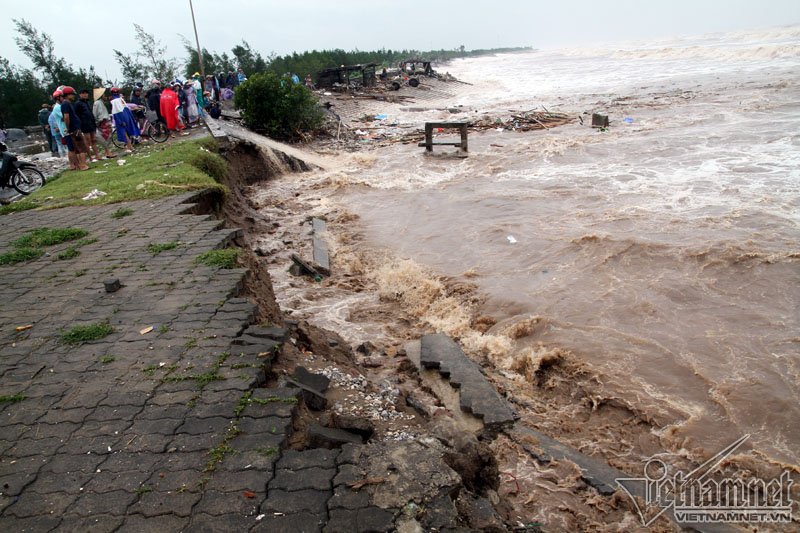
(183, 81, 200, 126)
(192, 73, 205, 115)
(110, 87, 139, 153)
(159, 84, 184, 132)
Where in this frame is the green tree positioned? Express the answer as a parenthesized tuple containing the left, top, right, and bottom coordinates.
(12, 19, 67, 86)
(113, 50, 147, 87)
(0, 57, 49, 128)
(12, 18, 101, 92)
(234, 72, 324, 141)
(231, 40, 268, 76)
(114, 24, 178, 86)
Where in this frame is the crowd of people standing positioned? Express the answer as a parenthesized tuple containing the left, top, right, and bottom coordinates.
(37, 68, 249, 171)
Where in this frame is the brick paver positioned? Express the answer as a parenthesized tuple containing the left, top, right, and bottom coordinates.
(0, 192, 406, 532)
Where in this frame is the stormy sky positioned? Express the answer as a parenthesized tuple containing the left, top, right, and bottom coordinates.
(2, 0, 798, 81)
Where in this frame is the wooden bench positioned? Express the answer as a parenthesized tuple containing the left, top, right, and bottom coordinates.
(418, 122, 468, 152)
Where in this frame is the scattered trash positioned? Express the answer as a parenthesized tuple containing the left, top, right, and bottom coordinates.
(15, 325, 33, 332)
(242, 490, 256, 499)
(374, 114, 388, 120)
(104, 279, 122, 293)
(94, 171, 108, 174)
(323, 92, 332, 96)
(355, 129, 367, 135)
(255, 514, 265, 521)
(623, 117, 634, 124)
(117, 159, 126, 166)
(139, 326, 154, 335)
(507, 235, 517, 244)
(82, 189, 107, 200)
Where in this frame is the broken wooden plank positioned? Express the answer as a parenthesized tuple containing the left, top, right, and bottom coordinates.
(311, 218, 330, 276)
(290, 253, 322, 280)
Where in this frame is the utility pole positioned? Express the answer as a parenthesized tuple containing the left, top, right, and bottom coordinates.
(189, 0, 205, 79)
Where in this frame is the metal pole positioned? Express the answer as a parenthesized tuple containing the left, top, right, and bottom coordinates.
(189, 0, 205, 79)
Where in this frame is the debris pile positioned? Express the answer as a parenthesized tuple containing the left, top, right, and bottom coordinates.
(470, 108, 573, 132)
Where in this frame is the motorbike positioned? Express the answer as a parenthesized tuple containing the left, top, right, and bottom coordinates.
(0, 141, 46, 196)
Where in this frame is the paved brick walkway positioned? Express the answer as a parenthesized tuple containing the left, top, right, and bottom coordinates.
(0, 193, 397, 532)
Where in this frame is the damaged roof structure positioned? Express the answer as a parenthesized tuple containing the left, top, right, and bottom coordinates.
(316, 63, 378, 89)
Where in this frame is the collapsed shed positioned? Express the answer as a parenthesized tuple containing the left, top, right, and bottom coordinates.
(316, 64, 377, 89)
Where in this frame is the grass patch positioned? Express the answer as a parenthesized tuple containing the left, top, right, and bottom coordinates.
(161, 352, 228, 389)
(0, 393, 25, 404)
(158, 324, 170, 334)
(0, 139, 226, 214)
(0, 247, 43, 265)
(184, 338, 198, 349)
(196, 249, 239, 269)
(256, 446, 279, 457)
(75, 238, 98, 247)
(189, 150, 228, 182)
(57, 246, 80, 260)
(111, 207, 133, 219)
(135, 485, 153, 495)
(60, 323, 114, 344)
(74, 269, 87, 277)
(147, 241, 179, 255)
(12, 227, 88, 248)
(234, 391, 252, 417)
(0, 200, 40, 216)
(100, 355, 116, 364)
(250, 395, 298, 405)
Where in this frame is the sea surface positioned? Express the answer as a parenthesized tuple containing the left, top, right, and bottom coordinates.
(333, 26, 800, 467)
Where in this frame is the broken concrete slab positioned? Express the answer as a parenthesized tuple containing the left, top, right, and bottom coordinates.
(326, 413, 375, 440)
(284, 376, 328, 411)
(308, 424, 363, 448)
(419, 334, 514, 433)
(245, 325, 288, 342)
(511, 424, 735, 533)
(357, 439, 461, 510)
(311, 218, 330, 276)
(293, 366, 331, 393)
(231, 335, 281, 352)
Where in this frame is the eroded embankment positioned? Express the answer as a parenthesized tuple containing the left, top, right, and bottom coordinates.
(208, 135, 705, 531)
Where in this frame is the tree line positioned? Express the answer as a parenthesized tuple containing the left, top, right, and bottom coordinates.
(0, 18, 529, 128)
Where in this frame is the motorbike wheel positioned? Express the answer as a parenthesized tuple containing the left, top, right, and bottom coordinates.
(11, 167, 46, 195)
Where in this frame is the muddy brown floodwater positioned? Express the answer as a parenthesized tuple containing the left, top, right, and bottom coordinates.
(225, 26, 800, 530)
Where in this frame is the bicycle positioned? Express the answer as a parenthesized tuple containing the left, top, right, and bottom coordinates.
(111, 110, 170, 149)
(0, 142, 46, 195)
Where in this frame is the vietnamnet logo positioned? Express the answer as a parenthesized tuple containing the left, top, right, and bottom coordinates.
(615, 435, 795, 526)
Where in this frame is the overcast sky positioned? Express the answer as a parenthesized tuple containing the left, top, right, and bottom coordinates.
(3, 0, 799, 81)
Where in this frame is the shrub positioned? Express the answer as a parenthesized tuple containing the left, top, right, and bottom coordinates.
(235, 72, 324, 141)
